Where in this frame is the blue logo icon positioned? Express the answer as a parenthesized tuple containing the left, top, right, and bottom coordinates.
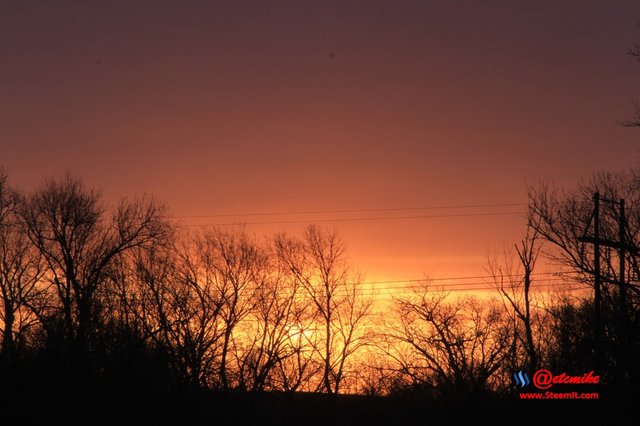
(513, 371, 530, 387)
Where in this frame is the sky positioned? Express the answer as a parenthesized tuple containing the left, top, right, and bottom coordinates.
(1, 0, 639, 284)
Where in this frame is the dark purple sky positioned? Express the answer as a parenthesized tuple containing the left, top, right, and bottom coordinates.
(1, 0, 639, 281)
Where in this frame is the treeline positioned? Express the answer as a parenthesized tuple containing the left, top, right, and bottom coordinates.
(0, 172, 373, 395)
(0, 169, 639, 417)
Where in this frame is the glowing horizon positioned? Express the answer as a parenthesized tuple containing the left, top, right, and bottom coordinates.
(1, 1, 639, 287)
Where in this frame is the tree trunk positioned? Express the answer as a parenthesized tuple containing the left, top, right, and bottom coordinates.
(1, 299, 15, 358)
(76, 294, 92, 352)
(523, 271, 537, 372)
(220, 325, 232, 389)
(323, 309, 332, 394)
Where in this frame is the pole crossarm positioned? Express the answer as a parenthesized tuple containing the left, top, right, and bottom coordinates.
(578, 236, 639, 254)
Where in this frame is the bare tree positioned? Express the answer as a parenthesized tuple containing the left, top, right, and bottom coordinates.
(19, 173, 169, 349)
(384, 285, 510, 396)
(275, 225, 373, 394)
(527, 173, 640, 285)
(233, 262, 308, 391)
(528, 171, 640, 384)
(119, 227, 316, 391)
(487, 225, 542, 373)
(195, 228, 262, 389)
(131, 240, 226, 388)
(0, 171, 43, 358)
(270, 235, 321, 392)
(621, 28, 640, 127)
(620, 100, 640, 128)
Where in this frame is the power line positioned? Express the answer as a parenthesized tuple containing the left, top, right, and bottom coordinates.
(326, 278, 587, 296)
(169, 202, 527, 219)
(363, 283, 591, 296)
(273, 282, 591, 298)
(366, 279, 570, 291)
(166, 273, 585, 297)
(182, 211, 524, 227)
(228, 282, 592, 323)
(353, 271, 577, 286)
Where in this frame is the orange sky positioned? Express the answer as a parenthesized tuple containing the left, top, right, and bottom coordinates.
(1, 0, 639, 284)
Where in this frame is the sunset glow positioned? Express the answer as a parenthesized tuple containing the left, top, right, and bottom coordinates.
(1, 1, 638, 421)
(2, 1, 639, 286)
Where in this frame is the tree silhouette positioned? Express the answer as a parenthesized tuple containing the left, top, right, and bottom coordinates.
(128, 240, 220, 388)
(234, 246, 309, 391)
(528, 171, 640, 386)
(0, 171, 43, 358)
(487, 224, 543, 374)
(621, 27, 640, 127)
(275, 225, 373, 394)
(198, 228, 263, 389)
(19, 173, 169, 351)
(2, 167, 638, 422)
(383, 285, 510, 397)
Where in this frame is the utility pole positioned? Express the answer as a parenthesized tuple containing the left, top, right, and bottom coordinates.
(619, 199, 627, 315)
(579, 193, 637, 376)
(593, 192, 602, 371)
(578, 193, 602, 369)
(593, 192, 602, 352)
(618, 199, 628, 385)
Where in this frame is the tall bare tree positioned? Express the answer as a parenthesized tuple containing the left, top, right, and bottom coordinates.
(275, 225, 373, 394)
(0, 171, 43, 358)
(621, 28, 640, 127)
(233, 263, 308, 391)
(195, 228, 262, 389)
(487, 225, 542, 373)
(130, 240, 225, 388)
(19, 173, 169, 349)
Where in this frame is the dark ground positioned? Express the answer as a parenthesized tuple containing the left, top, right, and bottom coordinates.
(1, 385, 614, 425)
